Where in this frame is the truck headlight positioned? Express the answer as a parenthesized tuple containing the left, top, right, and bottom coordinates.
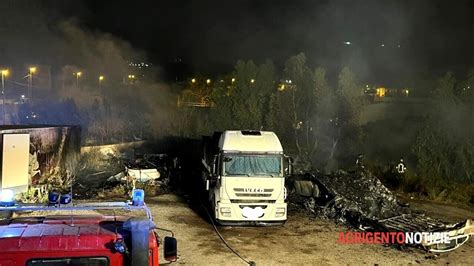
(220, 207, 231, 217)
(275, 207, 286, 217)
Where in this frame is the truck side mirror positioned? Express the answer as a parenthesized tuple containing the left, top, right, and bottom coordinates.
(212, 154, 218, 176)
(164, 236, 177, 262)
(284, 156, 293, 176)
(212, 154, 222, 177)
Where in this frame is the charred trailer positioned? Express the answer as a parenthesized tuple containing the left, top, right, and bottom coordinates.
(201, 130, 292, 225)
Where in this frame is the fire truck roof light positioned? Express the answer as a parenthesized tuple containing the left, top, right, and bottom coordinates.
(48, 191, 60, 204)
(60, 194, 72, 205)
(132, 189, 145, 206)
(0, 189, 15, 206)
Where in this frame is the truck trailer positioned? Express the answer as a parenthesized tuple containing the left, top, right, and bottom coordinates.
(201, 130, 291, 225)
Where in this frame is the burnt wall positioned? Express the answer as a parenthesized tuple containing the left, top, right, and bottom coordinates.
(0, 125, 81, 184)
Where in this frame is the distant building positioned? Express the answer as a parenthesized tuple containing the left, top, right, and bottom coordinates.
(364, 86, 410, 103)
(126, 61, 154, 82)
(277, 79, 296, 91)
(177, 78, 214, 108)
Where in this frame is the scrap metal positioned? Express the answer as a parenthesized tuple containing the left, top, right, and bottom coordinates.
(289, 170, 474, 252)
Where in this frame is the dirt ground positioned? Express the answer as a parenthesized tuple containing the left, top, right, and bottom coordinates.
(149, 194, 473, 265)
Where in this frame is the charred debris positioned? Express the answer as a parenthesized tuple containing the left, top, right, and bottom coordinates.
(287, 169, 473, 252)
(288, 169, 408, 226)
(73, 142, 472, 252)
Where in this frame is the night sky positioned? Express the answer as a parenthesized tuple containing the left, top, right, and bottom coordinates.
(3, 0, 474, 83)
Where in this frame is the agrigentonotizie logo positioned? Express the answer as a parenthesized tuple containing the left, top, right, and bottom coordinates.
(338, 231, 451, 245)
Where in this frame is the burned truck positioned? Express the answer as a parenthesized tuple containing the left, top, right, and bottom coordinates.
(201, 130, 292, 225)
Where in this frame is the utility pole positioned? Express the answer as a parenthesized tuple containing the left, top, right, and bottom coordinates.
(74, 72, 82, 87)
(1, 69, 9, 124)
(99, 75, 104, 89)
(29, 67, 36, 99)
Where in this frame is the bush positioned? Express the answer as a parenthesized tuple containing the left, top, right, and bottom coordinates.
(395, 171, 473, 207)
(97, 184, 129, 199)
(134, 182, 159, 197)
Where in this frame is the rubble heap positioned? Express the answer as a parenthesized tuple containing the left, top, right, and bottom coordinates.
(103, 153, 181, 196)
(289, 169, 409, 228)
(289, 169, 474, 252)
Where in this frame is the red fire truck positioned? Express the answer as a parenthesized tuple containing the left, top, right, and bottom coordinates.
(0, 189, 177, 266)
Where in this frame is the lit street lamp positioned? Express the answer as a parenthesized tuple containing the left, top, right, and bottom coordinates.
(231, 78, 236, 83)
(29, 67, 36, 99)
(206, 79, 211, 84)
(191, 78, 196, 83)
(74, 72, 82, 86)
(250, 79, 255, 84)
(128, 74, 135, 84)
(1, 69, 9, 123)
(99, 75, 104, 88)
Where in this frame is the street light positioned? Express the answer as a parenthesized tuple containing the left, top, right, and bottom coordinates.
(250, 79, 255, 84)
(231, 78, 236, 83)
(191, 78, 196, 83)
(99, 75, 104, 88)
(1, 69, 9, 78)
(128, 74, 135, 84)
(1, 69, 9, 123)
(206, 79, 211, 84)
(74, 72, 82, 86)
(29, 67, 37, 99)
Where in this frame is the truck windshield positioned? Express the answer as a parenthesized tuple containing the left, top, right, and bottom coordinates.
(223, 155, 281, 177)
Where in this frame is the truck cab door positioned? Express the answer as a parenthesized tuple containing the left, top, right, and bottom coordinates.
(283, 155, 293, 177)
(206, 154, 220, 190)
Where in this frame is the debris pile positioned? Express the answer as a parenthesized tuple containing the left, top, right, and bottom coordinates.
(289, 169, 407, 227)
(105, 153, 181, 195)
(288, 169, 474, 252)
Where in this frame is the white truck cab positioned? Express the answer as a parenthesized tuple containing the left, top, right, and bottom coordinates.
(202, 130, 291, 225)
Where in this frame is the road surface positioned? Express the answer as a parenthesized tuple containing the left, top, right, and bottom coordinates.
(149, 194, 474, 265)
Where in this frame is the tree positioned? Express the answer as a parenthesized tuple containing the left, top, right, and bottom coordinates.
(324, 67, 364, 170)
(412, 72, 474, 198)
(268, 53, 318, 165)
(337, 67, 363, 125)
(207, 60, 277, 131)
(231, 60, 262, 129)
(256, 60, 277, 128)
(310, 67, 336, 167)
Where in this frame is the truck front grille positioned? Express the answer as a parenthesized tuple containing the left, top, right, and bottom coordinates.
(230, 199, 276, 204)
(235, 193, 272, 197)
(234, 188, 274, 192)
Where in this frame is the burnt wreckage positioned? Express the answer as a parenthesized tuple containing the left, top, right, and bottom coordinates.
(288, 170, 473, 252)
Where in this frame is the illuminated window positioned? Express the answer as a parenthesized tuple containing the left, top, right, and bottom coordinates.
(376, 87, 386, 97)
